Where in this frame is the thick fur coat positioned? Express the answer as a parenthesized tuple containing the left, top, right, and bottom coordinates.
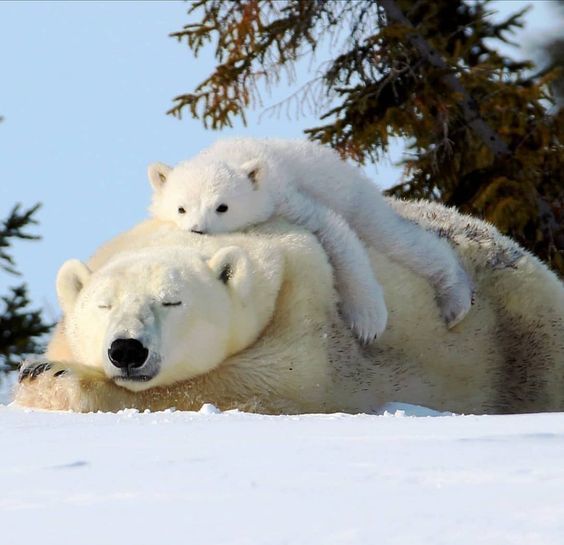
(15, 199, 564, 414)
(148, 138, 474, 341)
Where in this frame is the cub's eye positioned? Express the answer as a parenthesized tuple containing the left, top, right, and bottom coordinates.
(178, 207, 186, 214)
(98, 304, 111, 310)
(216, 204, 228, 213)
(162, 301, 182, 307)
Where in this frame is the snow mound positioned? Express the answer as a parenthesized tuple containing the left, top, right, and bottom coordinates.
(1, 404, 564, 545)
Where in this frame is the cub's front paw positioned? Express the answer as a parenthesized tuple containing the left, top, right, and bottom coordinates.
(340, 294, 388, 345)
(437, 272, 475, 329)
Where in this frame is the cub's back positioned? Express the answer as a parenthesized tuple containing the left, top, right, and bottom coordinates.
(202, 138, 377, 214)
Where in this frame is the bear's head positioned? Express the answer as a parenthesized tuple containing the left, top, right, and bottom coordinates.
(56, 245, 280, 391)
(147, 157, 275, 235)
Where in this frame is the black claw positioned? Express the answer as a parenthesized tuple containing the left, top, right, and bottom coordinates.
(18, 366, 33, 383)
(19, 361, 52, 382)
(53, 369, 67, 378)
(30, 362, 52, 380)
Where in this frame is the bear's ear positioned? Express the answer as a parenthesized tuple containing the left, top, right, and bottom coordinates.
(207, 246, 252, 300)
(240, 159, 265, 189)
(56, 259, 92, 314)
(148, 162, 172, 192)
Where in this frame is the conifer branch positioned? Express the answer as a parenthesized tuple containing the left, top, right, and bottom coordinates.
(378, 0, 510, 159)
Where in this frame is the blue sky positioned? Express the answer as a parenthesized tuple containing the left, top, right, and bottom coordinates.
(0, 0, 561, 320)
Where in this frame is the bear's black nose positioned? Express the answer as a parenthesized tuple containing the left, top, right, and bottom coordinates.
(108, 338, 149, 369)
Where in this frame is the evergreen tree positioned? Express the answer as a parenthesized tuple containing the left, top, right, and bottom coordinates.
(168, 0, 563, 275)
(542, 0, 564, 104)
(0, 204, 52, 371)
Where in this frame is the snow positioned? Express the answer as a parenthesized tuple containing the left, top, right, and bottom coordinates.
(1, 402, 564, 545)
(0, 372, 17, 406)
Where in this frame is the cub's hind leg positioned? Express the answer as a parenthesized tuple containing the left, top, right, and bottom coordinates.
(350, 194, 474, 328)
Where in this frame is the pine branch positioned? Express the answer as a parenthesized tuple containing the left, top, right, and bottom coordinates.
(378, 0, 510, 159)
(0, 204, 52, 370)
(169, 0, 563, 274)
(0, 203, 41, 276)
(0, 284, 53, 370)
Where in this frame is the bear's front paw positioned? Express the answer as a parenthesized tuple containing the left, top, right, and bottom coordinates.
(15, 358, 115, 412)
(16, 359, 80, 411)
(18, 360, 68, 383)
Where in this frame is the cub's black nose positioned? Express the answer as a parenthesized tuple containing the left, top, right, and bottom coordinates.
(108, 338, 148, 369)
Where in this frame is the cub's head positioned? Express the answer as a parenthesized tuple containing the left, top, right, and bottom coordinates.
(148, 158, 275, 235)
(56, 245, 274, 391)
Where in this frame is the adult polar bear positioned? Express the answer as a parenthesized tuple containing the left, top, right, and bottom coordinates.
(16, 199, 564, 414)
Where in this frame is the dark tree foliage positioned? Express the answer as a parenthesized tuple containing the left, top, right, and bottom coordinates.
(169, 0, 563, 275)
(542, 0, 564, 104)
(0, 204, 52, 370)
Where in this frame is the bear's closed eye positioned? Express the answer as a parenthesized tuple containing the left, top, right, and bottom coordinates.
(162, 301, 182, 307)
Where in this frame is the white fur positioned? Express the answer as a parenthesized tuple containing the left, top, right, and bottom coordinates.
(52, 245, 278, 393)
(148, 138, 473, 342)
(15, 203, 564, 414)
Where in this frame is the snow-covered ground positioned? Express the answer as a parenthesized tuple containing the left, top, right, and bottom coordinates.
(1, 402, 564, 545)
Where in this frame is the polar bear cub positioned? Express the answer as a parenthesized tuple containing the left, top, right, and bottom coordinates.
(148, 138, 474, 342)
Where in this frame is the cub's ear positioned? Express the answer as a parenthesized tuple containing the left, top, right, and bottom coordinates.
(148, 162, 172, 192)
(56, 259, 92, 314)
(207, 246, 252, 300)
(240, 159, 266, 188)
